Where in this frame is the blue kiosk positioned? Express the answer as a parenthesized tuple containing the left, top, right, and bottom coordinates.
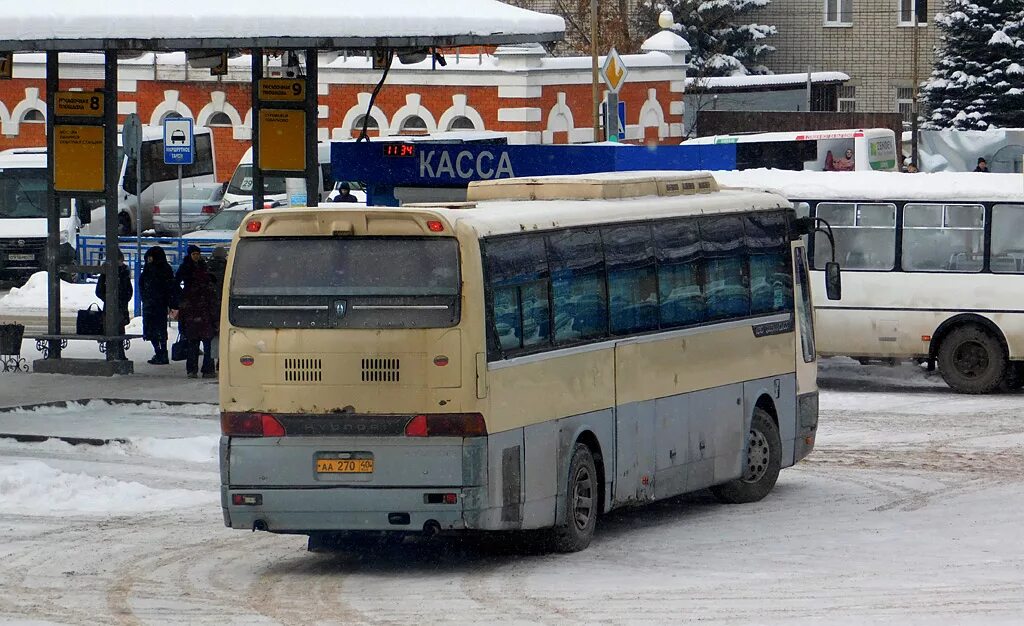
(330, 141, 738, 206)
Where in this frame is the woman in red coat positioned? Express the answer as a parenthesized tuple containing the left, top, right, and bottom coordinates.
(179, 260, 218, 378)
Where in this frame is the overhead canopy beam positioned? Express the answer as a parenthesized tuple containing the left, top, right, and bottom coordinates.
(0, 0, 564, 52)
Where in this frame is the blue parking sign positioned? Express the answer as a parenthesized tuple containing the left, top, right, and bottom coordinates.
(163, 118, 194, 165)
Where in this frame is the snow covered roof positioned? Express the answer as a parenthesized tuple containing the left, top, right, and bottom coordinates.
(686, 71, 850, 92)
(713, 169, 1024, 202)
(0, 0, 565, 52)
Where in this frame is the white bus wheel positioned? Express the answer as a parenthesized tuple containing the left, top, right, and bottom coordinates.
(937, 325, 1007, 394)
(711, 408, 781, 505)
(550, 443, 598, 553)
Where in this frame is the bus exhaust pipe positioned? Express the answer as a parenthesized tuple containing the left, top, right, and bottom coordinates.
(423, 520, 441, 537)
(253, 519, 268, 532)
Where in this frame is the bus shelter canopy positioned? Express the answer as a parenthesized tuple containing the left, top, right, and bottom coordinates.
(0, 0, 564, 52)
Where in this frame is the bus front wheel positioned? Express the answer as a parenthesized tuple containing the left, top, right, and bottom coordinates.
(550, 443, 598, 553)
(937, 325, 1006, 394)
(711, 408, 781, 504)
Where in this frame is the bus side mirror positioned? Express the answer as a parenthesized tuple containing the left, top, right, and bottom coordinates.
(76, 199, 92, 224)
(825, 261, 842, 301)
(792, 217, 814, 236)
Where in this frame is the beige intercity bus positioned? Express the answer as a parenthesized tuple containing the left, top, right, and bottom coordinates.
(217, 171, 832, 553)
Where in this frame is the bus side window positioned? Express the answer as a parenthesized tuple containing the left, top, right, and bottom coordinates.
(654, 218, 705, 328)
(482, 235, 551, 358)
(991, 204, 1024, 273)
(603, 223, 657, 335)
(815, 202, 896, 270)
(745, 212, 794, 315)
(903, 203, 984, 272)
(700, 215, 750, 320)
(547, 228, 607, 344)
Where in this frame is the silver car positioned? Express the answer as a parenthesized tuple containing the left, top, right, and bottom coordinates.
(152, 182, 226, 235)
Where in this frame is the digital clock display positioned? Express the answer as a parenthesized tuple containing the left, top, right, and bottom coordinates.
(383, 143, 416, 158)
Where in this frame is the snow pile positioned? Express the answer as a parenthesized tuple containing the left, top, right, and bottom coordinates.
(10, 399, 216, 418)
(0, 460, 214, 516)
(0, 435, 219, 464)
(0, 271, 103, 311)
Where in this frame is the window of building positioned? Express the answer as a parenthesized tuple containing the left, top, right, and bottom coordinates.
(837, 86, 856, 112)
(353, 115, 379, 132)
(206, 111, 233, 127)
(899, 0, 927, 25)
(902, 203, 984, 272)
(814, 202, 897, 270)
(897, 87, 915, 126)
(399, 115, 428, 134)
(447, 116, 477, 131)
(825, 0, 853, 25)
(21, 108, 45, 123)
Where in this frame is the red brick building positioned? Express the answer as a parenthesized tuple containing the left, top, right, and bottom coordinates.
(0, 34, 689, 181)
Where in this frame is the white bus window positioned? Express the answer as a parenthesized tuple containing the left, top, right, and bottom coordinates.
(655, 219, 705, 328)
(483, 235, 551, 353)
(903, 203, 984, 272)
(603, 224, 657, 335)
(701, 215, 750, 320)
(548, 229, 607, 344)
(745, 213, 793, 315)
(991, 204, 1024, 273)
(814, 202, 896, 270)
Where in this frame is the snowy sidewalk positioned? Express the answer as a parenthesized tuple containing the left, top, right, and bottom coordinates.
(0, 399, 218, 442)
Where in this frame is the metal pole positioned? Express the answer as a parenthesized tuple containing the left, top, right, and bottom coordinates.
(591, 0, 600, 142)
(305, 48, 319, 207)
(251, 49, 264, 211)
(177, 164, 183, 235)
(45, 52, 60, 358)
(103, 51, 119, 358)
(806, 65, 812, 112)
(911, 6, 920, 169)
(134, 134, 142, 317)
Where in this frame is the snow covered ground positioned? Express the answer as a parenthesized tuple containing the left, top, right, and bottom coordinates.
(1, 373, 1022, 624)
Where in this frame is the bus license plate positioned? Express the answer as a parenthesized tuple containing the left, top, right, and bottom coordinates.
(316, 458, 374, 473)
(8, 254, 34, 261)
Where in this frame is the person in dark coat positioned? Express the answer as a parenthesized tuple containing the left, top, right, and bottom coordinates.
(140, 246, 179, 365)
(175, 244, 202, 294)
(180, 259, 218, 378)
(95, 250, 133, 360)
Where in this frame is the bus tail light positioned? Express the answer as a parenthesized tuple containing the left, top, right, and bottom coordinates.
(221, 412, 287, 437)
(201, 204, 218, 214)
(246, 220, 262, 232)
(152, 205, 160, 215)
(426, 220, 445, 232)
(405, 413, 487, 437)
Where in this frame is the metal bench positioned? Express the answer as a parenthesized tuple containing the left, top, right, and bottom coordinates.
(26, 334, 143, 359)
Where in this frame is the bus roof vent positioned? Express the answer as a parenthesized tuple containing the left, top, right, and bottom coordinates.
(466, 172, 719, 202)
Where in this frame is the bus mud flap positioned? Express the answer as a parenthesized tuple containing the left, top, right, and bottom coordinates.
(501, 445, 522, 523)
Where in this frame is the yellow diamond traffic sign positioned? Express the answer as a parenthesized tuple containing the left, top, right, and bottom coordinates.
(601, 47, 628, 93)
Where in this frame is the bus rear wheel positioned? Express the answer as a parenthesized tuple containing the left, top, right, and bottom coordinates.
(937, 325, 1006, 394)
(711, 408, 781, 504)
(550, 443, 598, 553)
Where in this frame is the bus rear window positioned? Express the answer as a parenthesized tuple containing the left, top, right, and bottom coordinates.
(232, 237, 458, 296)
(228, 237, 460, 329)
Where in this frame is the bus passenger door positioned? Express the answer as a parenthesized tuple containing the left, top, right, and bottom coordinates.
(793, 246, 818, 394)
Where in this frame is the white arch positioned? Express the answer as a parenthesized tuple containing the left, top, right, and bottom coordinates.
(542, 92, 575, 143)
(196, 90, 243, 128)
(0, 100, 12, 136)
(148, 89, 194, 126)
(639, 88, 668, 139)
(390, 93, 437, 135)
(7, 88, 46, 136)
(338, 92, 390, 138)
(436, 94, 486, 131)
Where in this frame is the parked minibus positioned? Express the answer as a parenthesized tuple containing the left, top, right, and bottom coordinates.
(686, 128, 898, 172)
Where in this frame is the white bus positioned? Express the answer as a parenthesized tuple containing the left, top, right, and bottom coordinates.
(116, 125, 217, 234)
(218, 171, 836, 553)
(716, 169, 1024, 393)
(0, 148, 89, 285)
(687, 128, 898, 172)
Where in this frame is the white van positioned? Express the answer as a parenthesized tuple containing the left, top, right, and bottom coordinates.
(685, 128, 898, 172)
(222, 143, 339, 208)
(116, 125, 217, 234)
(0, 148, 90, 285)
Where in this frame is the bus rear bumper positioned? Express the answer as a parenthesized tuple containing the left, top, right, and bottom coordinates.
(222, 485, 490, 533)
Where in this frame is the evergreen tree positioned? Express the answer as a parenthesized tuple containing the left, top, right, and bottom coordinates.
(923, 0, 1024, 129)
(634, 0, 777, 76)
